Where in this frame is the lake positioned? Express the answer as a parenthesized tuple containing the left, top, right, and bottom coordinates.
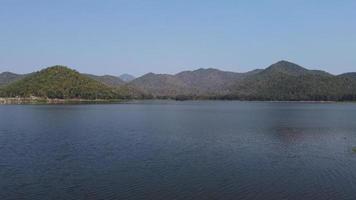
(1, 101, 356, 200)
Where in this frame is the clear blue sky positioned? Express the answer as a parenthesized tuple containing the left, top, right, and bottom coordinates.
(0, 0, 355, 76)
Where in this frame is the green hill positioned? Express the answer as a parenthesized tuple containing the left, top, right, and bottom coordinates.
(0, 72, 26, 86)
(0, 66, 121, 99)
(83, 74, 126, 87)
(227, 61, 356, 101)
(129, 68, 254, 98)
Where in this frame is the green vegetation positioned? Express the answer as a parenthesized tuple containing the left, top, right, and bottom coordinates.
(1, 61, 356, 102)
(0, 66, 124, 99)
(0, 72, 26, 86)
(129, 61, 356, 101)
(352, 147, 356, 153)
(83, 74, 125, 87)
(224, 61, 356, 101)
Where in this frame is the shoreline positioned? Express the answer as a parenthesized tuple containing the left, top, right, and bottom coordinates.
(0, 97, 126, 104)
(1, 97, 355, 105)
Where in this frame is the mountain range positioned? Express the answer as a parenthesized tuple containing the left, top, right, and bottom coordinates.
(1, 61, 356, 101)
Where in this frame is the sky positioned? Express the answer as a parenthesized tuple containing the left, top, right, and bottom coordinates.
(0, 0, 355, 76)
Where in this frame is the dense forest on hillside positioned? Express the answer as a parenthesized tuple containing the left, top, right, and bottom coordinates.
(0, 66, 132, 99)
(1, 61, 356, 101)
(223, 61, 356, 101)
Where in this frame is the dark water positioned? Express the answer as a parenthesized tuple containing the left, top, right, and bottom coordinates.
(1, 101, 356, 200)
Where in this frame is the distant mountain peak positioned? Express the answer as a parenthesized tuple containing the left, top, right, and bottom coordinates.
(119, 74, 136, 82)
(270, 60, 305, 69)
(43, 65, 74, 72)
(275, 60, 295, 65)
(177, 68, 221, 75)
(196, 67, 218, 71)
(143, 72, 157, 77)
(265, 60, 308, 75)
(1, 71, 18, 75)
(83, 73, 125, 87)
(0, 71, 26, 86)
(245, 69, 263, 75)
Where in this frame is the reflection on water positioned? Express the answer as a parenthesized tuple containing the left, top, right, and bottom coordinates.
(0, 101, 356, 200)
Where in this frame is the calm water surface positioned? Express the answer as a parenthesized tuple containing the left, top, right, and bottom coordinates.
(1, 101, 356, 200)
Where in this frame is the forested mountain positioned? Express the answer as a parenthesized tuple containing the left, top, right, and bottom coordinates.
(83, 74, 125, 87)
(338, 72, 356, 79)
(129, 73, 188, 97)
(0, 66, 126, 99)
(174, 68, 243, 95)
(226, 61, 356, 101)
(0, 72, 127, 88)
(1, 61, 356, 101)
(0, 72, 25, 86)
(129, 68, 259, 98)
(129, 60, 356, 100)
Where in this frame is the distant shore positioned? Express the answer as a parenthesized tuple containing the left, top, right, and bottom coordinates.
(1, 97, 355, 105)
(0, 97, 126, 104)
